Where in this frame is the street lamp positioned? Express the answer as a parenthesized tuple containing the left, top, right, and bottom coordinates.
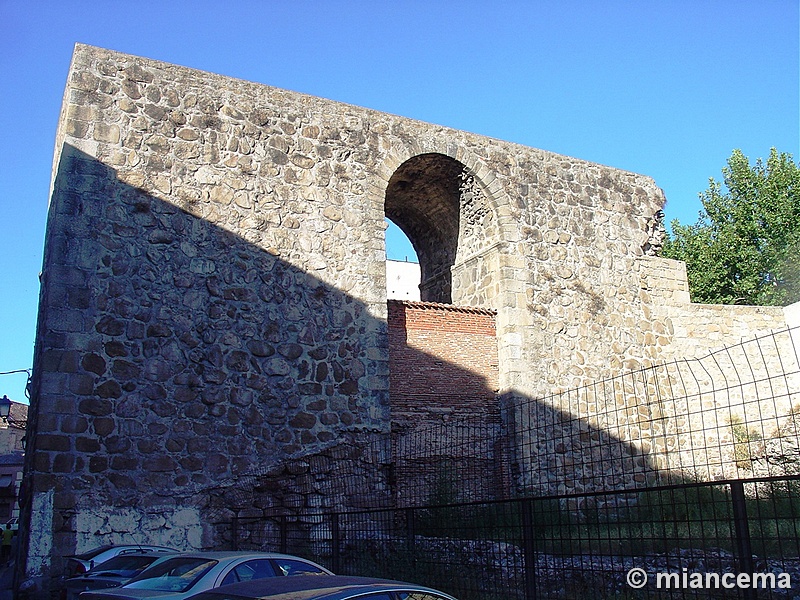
(0, 395, 26, 450)
(0, 396, 11, 422)
(0, 395, 27, 428)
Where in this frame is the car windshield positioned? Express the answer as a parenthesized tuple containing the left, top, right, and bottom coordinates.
(87, 554, 160, 576)
(125, 557, 217, 592)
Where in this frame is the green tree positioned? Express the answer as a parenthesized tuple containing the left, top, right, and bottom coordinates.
(662, 148, 800, 306)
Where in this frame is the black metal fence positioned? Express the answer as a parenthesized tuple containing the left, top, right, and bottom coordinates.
(228, 327, 800, 598)
(232, 473, 800, 598)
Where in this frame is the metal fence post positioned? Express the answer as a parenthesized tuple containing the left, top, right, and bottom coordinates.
(520, 498, 538, 600)
(405, 507, 415, 551)
(331, 512, 341, 574)
(405, 507, 417, 573)
(231, 516, 239, 551)
(730, 480, 756, 600)
(279, 515, 288, 554)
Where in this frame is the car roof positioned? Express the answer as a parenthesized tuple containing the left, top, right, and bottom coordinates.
(189, 575, 457, 600)
(158, 551, 322, 561)
(69, 545, 176, 560)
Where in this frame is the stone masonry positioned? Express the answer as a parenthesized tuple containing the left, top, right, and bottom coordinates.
(22, 44, 797, 596)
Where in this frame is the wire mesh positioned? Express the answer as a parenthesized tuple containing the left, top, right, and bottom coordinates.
(227, 327, 800, 599)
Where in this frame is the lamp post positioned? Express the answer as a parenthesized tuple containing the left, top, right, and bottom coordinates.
(0, 396, 27, 449)
(0, 396, 11, 422)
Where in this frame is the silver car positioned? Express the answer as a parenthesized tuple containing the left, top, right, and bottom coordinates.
(65, 545, 177, 577)
(183, 575, 459, 600)
(78, 551, 333, 600)
(64, 551, 176, 599)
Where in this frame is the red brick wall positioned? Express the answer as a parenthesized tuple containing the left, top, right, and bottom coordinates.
(387, 300, 499, 425)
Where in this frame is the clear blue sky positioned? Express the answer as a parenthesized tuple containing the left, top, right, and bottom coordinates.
(1, 1, 797, 403)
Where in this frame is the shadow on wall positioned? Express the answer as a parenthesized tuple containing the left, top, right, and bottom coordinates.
(24, 144, 679, 592)
(24, 144, 390, 579)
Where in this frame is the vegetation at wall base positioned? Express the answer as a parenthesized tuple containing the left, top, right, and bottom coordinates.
(662, 148, 800, 306)
(407, 479, 800, 559)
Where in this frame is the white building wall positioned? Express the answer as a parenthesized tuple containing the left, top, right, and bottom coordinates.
(386, 260, 421, 301)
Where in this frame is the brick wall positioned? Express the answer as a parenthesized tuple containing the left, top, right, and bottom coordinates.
(387, 300, 499, 426)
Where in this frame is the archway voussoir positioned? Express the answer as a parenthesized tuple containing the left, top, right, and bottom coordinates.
(378, 148, 415, 180)
(477, 167, 497, 185)
(444, 142, 461, 161)
(453, 144, 470, 164)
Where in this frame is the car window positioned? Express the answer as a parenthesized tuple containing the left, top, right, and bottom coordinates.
(272, 558, 327, 576)
(356, 594, 393, 600)
(220, 559, 277, 586)
(125, 557, 217, 592)
(88, 554, 159, 576)
(396, 593, 452, 600)
(73, 545, 114, 561)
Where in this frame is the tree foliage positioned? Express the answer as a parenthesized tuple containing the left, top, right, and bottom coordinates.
(662, 148, 800, 306)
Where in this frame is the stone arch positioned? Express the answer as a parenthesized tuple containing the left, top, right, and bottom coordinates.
(384, 151, 508, 306)
(385, 153, 462, 303)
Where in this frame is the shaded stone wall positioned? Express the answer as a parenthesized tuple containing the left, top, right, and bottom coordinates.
(27, 143, 390, 569)
(25, 45, 396, 593)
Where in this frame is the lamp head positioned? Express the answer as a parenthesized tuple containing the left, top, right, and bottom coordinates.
(0, 396, 11, 420)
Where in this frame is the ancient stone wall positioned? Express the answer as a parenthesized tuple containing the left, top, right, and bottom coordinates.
(23, 44, 795, 596)
(25, 44, 397, 592)
(639, 256, 787, 360)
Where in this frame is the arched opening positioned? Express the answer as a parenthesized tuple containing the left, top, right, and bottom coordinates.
(384, 153, 464, 304)
(384, 154, 504, 506)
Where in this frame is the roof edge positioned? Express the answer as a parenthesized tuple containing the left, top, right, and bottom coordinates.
(388, 299, 496, 316)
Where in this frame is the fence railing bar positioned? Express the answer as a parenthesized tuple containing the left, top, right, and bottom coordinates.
(729, 480, 758, 600)
(520, 497, 538, 600)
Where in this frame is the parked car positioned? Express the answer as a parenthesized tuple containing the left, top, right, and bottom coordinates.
(65, 545, 178, 577)
(182, 575, 459, 600)
(5, 517, 19, 531)
(63, 550, 176, 599)
(78, 551, 333, 600)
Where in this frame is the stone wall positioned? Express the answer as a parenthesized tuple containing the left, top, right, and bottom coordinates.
(639, 255, 786, 361)
(23, 44, 795, 596)
(25, 44, 396, 592)
(633, 257, 798, 484)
